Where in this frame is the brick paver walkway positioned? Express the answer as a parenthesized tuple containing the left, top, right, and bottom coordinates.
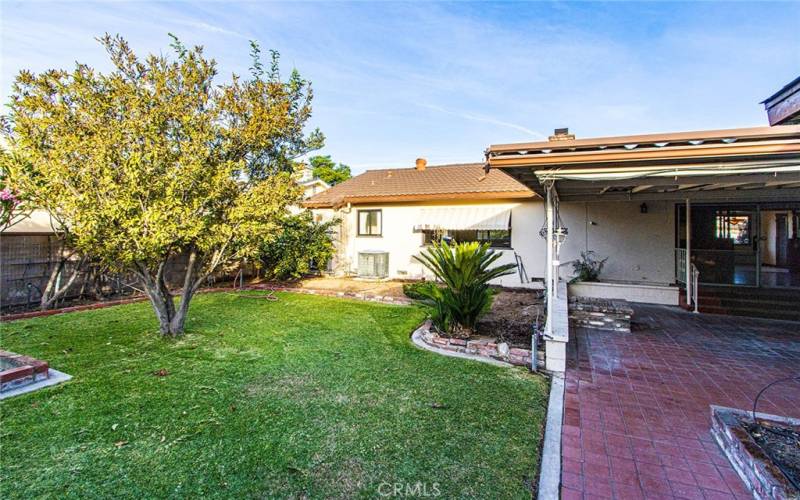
(560, 305, 800, 499)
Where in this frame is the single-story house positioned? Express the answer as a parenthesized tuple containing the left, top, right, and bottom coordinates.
(305, 125, 800, 309)
(303, 160, 541, 288)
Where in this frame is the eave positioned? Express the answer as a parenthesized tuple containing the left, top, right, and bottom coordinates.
(302, 190, 536, 209)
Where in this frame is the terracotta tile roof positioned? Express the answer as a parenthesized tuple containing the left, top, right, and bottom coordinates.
(302, 163, 535, 208)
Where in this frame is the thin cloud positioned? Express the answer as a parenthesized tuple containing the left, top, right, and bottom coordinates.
(173, 19, 248, 39)
(420, 104, 545, 139)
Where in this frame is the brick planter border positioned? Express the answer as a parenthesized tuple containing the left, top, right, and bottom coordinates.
(711, 405, 800, 500)
(414, 320, 533, 367)
(0, 350, 50, 393)
(1, 285, 412, 322)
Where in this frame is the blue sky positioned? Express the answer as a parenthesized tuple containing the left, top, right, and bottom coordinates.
(2, 1, 799, 173)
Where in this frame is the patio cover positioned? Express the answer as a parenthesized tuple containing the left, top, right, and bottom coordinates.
(485, 125, 800, 202)
(413, 206, 511, 231)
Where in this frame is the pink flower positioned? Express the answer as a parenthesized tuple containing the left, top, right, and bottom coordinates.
(1, 188, 18, 204)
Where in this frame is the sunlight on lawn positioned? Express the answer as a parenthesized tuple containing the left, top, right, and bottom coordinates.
(0, 292, 548, 498)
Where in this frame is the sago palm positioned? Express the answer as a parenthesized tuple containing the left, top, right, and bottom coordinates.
(414, 241, 517, 337)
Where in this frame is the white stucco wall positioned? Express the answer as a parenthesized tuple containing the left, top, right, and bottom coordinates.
(558, 200, 676, 284)
(313, 199, 543, 288)
(313, 198, 678, 288)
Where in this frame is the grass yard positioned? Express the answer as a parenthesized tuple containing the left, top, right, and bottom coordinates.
(0, 292, 548, 498)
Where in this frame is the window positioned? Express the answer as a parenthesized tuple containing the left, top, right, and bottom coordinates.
(357, 209, 382, 236)
(422, 229, 511, 248)
(715, 211, 751, 245)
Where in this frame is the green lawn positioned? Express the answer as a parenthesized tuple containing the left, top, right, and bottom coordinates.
(0, 292, 548, 498)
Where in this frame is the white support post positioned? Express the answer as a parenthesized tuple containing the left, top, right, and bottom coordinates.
(685, 198, 692, 307)
(545, 184, 554, 337)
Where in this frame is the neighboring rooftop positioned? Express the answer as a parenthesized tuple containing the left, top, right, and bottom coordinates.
(302, 160, 534, 208)
(763, 75, 800, 126)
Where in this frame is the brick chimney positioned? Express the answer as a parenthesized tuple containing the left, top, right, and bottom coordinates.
(415, 158, 427, 171)
(548, 127, 575, 141)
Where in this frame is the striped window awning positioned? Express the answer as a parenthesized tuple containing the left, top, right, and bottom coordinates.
(413, 206, 511, 231)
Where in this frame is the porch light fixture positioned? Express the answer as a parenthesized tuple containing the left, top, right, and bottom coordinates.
(640, 203, 648, 214)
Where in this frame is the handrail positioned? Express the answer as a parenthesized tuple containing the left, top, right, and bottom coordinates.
(691, 263, 700, 314)
(675, 248, 687, 284)
(555, 259, 578, 295)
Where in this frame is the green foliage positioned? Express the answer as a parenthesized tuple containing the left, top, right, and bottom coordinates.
(413, 241, 516, 336)
(402, 281, 442, 301)
(570, 250, 608, 283)
(0, 293, 547, 498)
(259, 211, 337, 280)
(0, 150, 34, 230)
(309, 155, 351, 185)
(2, 34, 324, 334)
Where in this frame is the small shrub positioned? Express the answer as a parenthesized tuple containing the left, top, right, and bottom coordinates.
(259, 211, 338, 280)
(402, 281, 441, 301)
(413, 241, 516, 338)
(570, 251, 608, 283)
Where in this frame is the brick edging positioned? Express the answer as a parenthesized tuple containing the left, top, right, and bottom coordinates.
(415, 322, 533, 367)
(710, 405, 800, 499)
(1, 296, 149, 321)
(1, 285, 412, 322)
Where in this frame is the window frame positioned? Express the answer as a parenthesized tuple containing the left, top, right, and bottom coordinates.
(357, 209, 382, 237)
(421, 228, 512, 249)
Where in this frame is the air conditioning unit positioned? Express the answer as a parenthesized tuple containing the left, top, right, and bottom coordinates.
(358, 251, 389, 278)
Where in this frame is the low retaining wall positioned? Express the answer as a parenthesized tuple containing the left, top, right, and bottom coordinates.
(711, 405, 800, 500)
(416, 323, 533, 367)
(568, 281, 679, 306)
(569, 296, 633, 332)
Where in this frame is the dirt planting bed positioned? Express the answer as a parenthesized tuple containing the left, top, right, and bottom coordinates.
(745, 420, 800, 490)
(475, 289, 544, 349)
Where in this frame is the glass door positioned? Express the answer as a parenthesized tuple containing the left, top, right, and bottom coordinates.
(758, 203, 800, 288)
(676, 204, 760, 286)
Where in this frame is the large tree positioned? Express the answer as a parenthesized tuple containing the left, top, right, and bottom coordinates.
(2, 34, 324, 335)
(309, 155, 351, 185)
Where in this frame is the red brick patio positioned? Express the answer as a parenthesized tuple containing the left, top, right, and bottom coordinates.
(560, 304, 800, 500)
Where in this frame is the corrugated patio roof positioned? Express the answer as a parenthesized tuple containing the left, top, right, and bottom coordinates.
(488, 125, 800, 158)
(486, 125, 800, 202)
(302, 163, 535, 208)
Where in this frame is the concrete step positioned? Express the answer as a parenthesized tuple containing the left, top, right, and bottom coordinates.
(697, 305, 800, 322)
(680, 286, 800, 322)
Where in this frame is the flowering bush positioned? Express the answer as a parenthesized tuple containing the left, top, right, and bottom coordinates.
(0, 185, 22, 229)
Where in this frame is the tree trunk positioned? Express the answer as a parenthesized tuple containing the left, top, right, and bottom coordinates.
(40, 251, 86, 310)
(136, 250, 201, 337)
